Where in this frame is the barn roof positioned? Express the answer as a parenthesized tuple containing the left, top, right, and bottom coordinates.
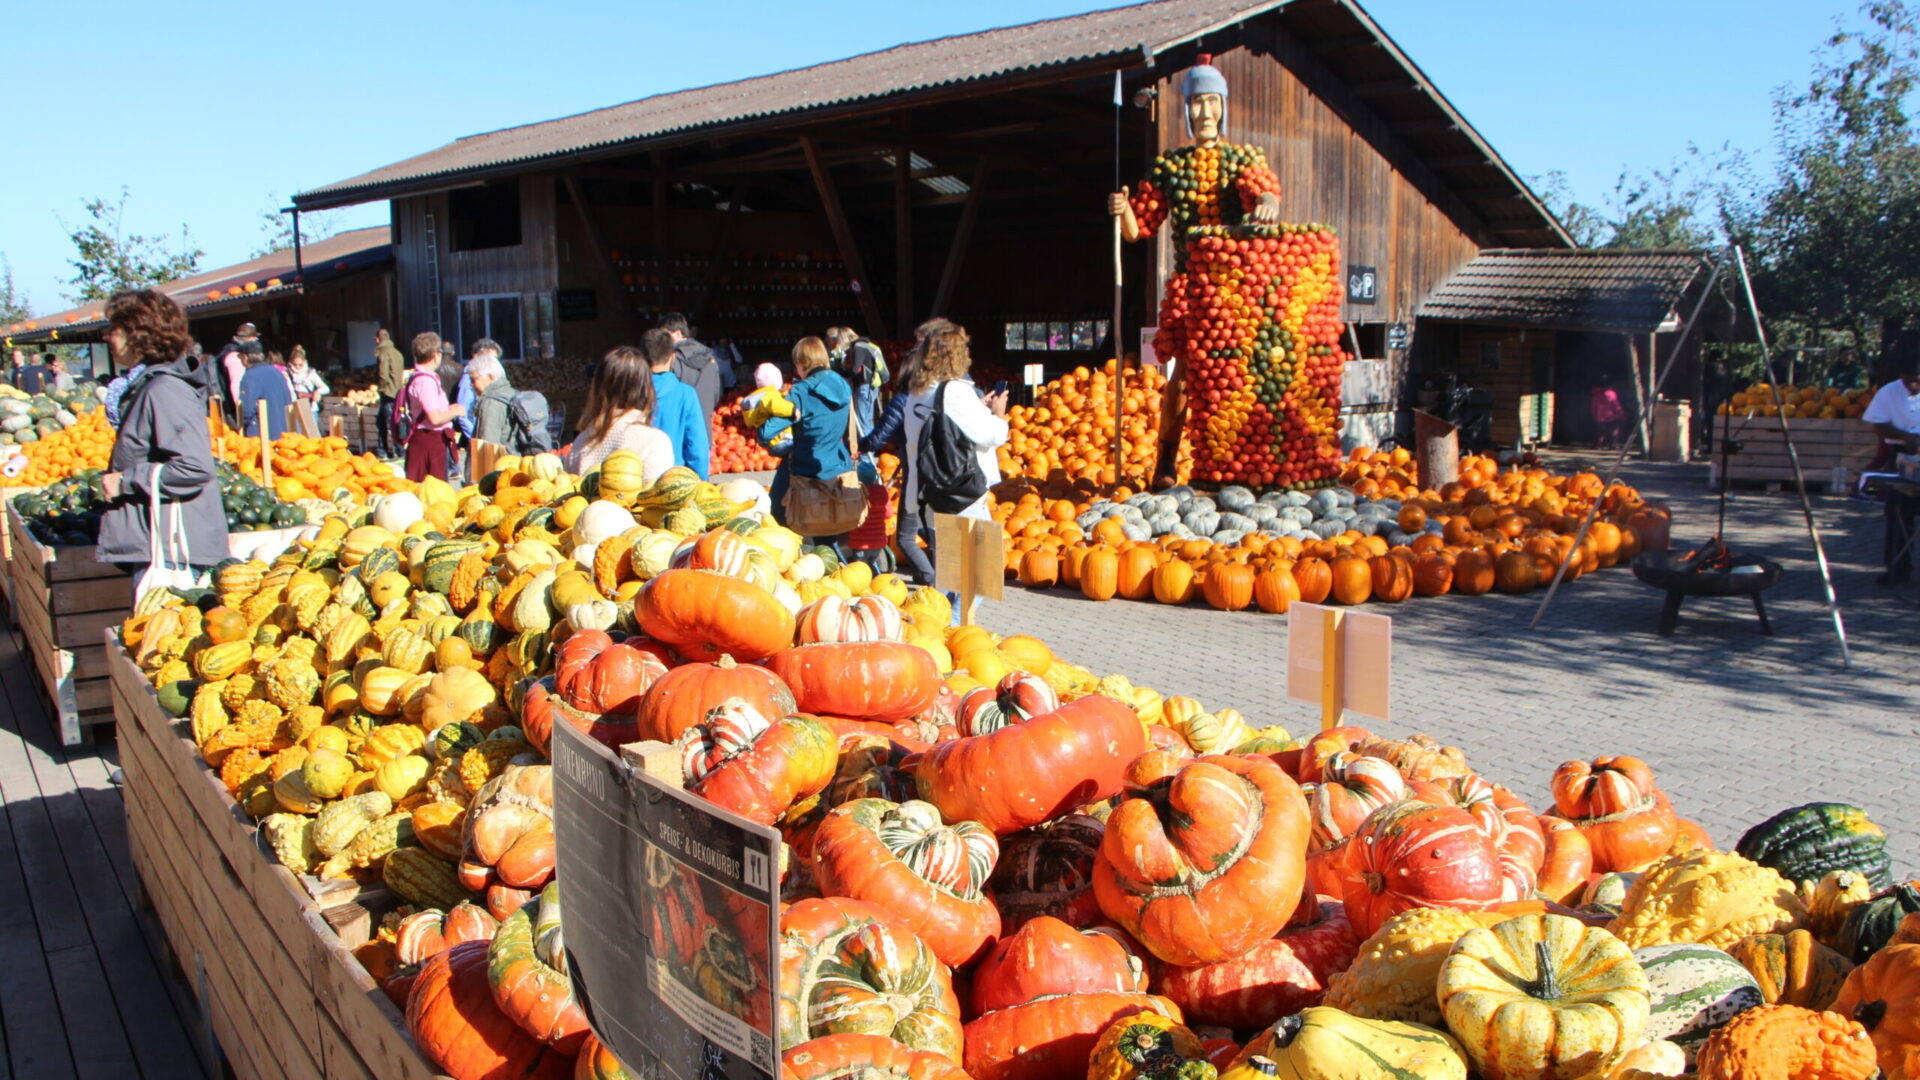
(1417, 249, 1710, 334)
(3, 227, 392, 345)
(292, 0, 1567, 245)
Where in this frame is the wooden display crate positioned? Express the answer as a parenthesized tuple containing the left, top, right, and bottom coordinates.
(108, 637, 448, 1080)
(8, 501, 129, 744)
(1718, 415, 1878, 487)
(0, 485, 30, 618)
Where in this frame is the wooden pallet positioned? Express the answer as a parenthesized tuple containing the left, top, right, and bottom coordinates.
(108, 636, 449, 1080)
(1720, 416, 1878, 486)
(8, 503, 128, 744)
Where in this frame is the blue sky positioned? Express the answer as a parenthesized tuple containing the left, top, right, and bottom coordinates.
(0, 0, 1870, 313)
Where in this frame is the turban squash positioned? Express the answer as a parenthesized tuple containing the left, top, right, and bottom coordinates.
(968, 916, 1146, 1017)
(811, 798, 1001, 968)
(637, 568, 794, 661)
(406, 941, 573, 1080)
(916, 693, 1146, 837)
(485, 881, 589, 1053)
(1092, 752, 1310, 966)
(776, 897, 962, 1062)
(552, 629, 668, 717)
(782, 1034, 970, 1080)
(1154, 896, 1362, 1028)
(1338, 800, 1504, 940)
(986, 813, 1106, 931)
(1551, 756, 1680, 874)
(637, 654, 795, 744)
(1831, 941, 1920, 1079)
(765, 641, 940, 722)
(964, 992, 1183, 1080)
(676, 698, 835, 825)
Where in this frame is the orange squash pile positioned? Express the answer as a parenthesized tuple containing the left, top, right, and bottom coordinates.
(1716, 382, 1870, 420)
(998, 362, 1190, 488)
(8, 409, 115, 486)
(214, 432, 416, 501)
(711, 390, 781, 474)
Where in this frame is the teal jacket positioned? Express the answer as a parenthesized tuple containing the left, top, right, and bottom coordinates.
(786, 369, 854, 480)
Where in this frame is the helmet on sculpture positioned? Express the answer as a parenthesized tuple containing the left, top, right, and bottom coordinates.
(1182, 54, 1229, 138)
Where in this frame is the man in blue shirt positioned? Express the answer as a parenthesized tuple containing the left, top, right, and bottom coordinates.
(643, 328, 710, 477)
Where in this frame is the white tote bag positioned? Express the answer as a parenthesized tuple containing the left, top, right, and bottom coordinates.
(133, 463, 201, 602)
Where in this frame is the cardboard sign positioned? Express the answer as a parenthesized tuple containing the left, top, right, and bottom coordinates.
(933, 514, 1004, 625)
(552, 721, 781, 1080)
(1023, 363, 1046, 387)
(1285, 603, 1391, 728)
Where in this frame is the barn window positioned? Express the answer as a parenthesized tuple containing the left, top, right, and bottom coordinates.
(458, 295, 523, 360)
(449, 180, 523, 251)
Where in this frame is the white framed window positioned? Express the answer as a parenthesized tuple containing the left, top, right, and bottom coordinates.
(458, 294, 523, 360)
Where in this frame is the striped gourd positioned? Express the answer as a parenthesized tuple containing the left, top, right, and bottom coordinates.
(420, 540, 485, 595)
(1635, 942, 1764, 1055)
(1734, 803, 1893, 892)
(635, 466, 700, 511)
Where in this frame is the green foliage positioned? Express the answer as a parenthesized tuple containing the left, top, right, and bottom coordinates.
(250, 192, 343, 260)
(62, 188, 203, 303)
(1723, 0, 1920, 362)
(1533, 164, 1718, 251)
(0, 257, 29, 326)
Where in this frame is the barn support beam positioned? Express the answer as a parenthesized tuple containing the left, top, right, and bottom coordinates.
(931, 157, 991, 318)
(802, 137, 888, 338)
(895, 144, 915, 334)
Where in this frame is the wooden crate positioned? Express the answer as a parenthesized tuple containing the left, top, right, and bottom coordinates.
(0, 485, 30, 618)
(8, 502, 129, 744)
(108, 637, 448, 1080)
(1721, 415, 1878, 485)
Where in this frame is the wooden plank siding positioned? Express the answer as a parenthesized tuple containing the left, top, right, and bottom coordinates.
(392, 173, 561, 343)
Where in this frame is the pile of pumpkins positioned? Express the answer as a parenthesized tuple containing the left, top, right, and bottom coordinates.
(1716, 382, 1871, 420)
(997, 456, 1670, 610)
(116, 446, 1920, 1080)
(997, 360, 1192, 489)
(0, 380, 104, 445)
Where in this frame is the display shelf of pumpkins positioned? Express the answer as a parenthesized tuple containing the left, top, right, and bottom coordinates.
(0, 385, 116, 486)
(10, 464, 309, 548)
(1716, 382, 1871, 420)
(999, 451, 1673, 611)
(710, 387, 782, 474)
(112, 443, 1919, 1080)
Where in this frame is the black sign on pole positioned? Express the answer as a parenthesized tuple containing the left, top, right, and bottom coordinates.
(552, 720, 781, 1080)
(557, 288, 600, 322)
(1346, 266, 1379, 305)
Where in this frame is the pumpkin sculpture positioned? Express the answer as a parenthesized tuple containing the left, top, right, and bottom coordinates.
(963, 992, 1183, 1080)
(406, 941, 573, 1080)
(636, 655, 795, 744)
(968, 917, 1147, 1017)
(1155, 896, 1362, 1028)
(782, 1033, 971, 1080)
(1437, 913, 1652, 1080)
(487, 881, 589, 1052)
(1093, 753, 1310, 966)
(812, 798, 1002, 968)
(776, 897, 963, 1062)
(916, 693, 1146, 836)
(1339, 801, 1504, 939)
(986, 813, 1107, 930)
(1551, 757, 1679, 873)
(1831, 941, 1920, 1078)
(676, 698, 836, 824)
(1227, 1006, 1469, 1080)
(766, 641, 941, 722)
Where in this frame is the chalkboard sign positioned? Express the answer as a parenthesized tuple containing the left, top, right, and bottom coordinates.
(557, 288, 599, 322)
(552, 721, 781, 1080)
(1346, 265, 1379, 305)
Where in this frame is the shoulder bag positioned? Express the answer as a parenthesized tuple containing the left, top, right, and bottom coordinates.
(134, 463, 202, 602)
(782, 401, 868, 537)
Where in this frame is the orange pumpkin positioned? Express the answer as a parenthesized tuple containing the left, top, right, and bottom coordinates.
(1019, 550, 1060, 590)
(1202, 563, 1255, 611)
(1368, 554, 1414, 603)
(1292, 558, 1333, 604)
(1412, 551, 1454, 597)
(1152, 561, 1198, 605)
(1081, 548, 1120, 602)
(1253, 567, 1301, 614)
(1116, 547, 1160, 601)
(1493, 551, 1539, 594)
(1328, 555, 1373, 606)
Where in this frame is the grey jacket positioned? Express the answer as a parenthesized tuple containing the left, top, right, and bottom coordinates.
(97, 354, 230, 567)
(471, 378, 517, 447)
(672, 338, 724, 418)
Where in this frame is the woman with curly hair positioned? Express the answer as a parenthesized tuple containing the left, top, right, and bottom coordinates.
(96, 288, 229, 572)
(901, 323, 1008, 523)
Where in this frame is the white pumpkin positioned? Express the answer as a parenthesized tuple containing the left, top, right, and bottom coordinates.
(371, 492, 423, 533)
(574, 501, 638, 547)
(788, 553, 826, 583)
(772, 581, 805, 615)
(719, 478, 771, 518)
(750, 524, 804, 571)
(572, 542, 599, 571)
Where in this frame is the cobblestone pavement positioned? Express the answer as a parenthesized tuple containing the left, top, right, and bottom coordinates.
(979, 455, 1920, 871)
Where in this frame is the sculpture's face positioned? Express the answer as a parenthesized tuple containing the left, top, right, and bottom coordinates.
(1189, 93, 1223, 142)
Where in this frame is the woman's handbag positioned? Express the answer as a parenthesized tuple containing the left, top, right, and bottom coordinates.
(133, 464, 201, 602)
(781, 407, 869, 537)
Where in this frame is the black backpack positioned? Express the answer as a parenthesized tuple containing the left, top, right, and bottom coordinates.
(506, 390, 553, 454)
(914, 381, 988, 514)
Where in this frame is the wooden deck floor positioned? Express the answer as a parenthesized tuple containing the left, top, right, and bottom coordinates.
(0, 618, 208, 1080)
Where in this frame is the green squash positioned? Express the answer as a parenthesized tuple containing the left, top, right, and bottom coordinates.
(1836, 882, 1920, 963)
(1735, 803, 1892, 892)
(1634, 943, 1763, 1059)
(156, 680, 199, 718)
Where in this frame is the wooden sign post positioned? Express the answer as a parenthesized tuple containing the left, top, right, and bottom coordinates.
(468, 439, 505, 480)
(933, 514, 1004, 626)
(1285, 602, 1392, 730)
(256, 401, 274, 488)
(286, 400, 320, 438)
(207, 398, 229, 441)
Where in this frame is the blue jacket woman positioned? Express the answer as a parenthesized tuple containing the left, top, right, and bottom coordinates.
(768, 337, 854, 542)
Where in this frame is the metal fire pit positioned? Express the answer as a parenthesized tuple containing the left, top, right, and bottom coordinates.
(1631, 551, 1784, 636)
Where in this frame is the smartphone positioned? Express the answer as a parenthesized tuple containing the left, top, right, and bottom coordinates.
(991, 380, 1010, 395)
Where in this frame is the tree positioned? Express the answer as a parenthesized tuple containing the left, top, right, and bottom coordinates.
(0, 256, 29, 326)
(1723, 0, 1920, 361)
(252, 193, 342, 259)
(1532, 164, 1717, 250)
(61, 188, 203, 302)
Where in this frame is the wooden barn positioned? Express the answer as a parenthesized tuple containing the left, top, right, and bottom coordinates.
(293, 0, 1714, 447)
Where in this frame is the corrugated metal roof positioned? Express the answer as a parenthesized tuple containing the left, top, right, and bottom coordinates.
(4, 226, 392, 344)
(297, 0, 1273, 207)
(1417, 248, 1707, 334)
